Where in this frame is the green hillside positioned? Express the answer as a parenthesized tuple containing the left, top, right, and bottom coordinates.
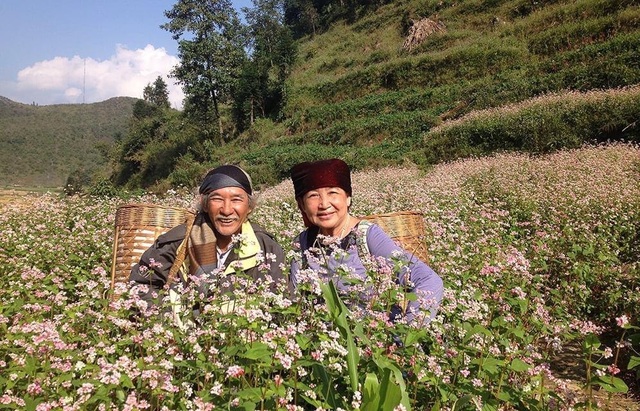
(2, 0, 639, 191)
(225, 0, 639, 185)
(0, 96, 137, 188)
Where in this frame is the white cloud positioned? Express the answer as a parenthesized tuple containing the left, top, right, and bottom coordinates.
(11, 44, 184, 109)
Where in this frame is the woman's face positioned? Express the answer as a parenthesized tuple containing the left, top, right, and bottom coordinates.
(300, 186, 351, 236)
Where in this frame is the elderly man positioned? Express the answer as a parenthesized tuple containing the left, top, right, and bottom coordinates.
(129, 164, 287, 309)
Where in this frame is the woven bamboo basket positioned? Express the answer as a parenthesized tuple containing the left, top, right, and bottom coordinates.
(362, 211, 429, 262)
(110, 203, 195, 289)
(110, 206, 428, 290)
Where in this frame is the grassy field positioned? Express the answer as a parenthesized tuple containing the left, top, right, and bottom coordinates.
(0, 187, 60, 205)
(1, 143, 638, 410)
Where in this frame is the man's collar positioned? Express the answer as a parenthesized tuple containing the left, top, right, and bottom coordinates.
(223, 222, 260, 274)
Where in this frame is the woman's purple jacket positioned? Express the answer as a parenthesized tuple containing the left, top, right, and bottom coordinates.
(290, 222, 444, 324)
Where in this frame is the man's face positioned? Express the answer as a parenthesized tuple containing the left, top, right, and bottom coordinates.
(205, 186, 251, 241)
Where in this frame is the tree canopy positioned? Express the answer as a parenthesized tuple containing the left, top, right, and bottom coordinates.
(163, 0, 248, 142)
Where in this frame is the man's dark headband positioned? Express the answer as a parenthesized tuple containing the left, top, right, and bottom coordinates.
(199, 165, 253, 195)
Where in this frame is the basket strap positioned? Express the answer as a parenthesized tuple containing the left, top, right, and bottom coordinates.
(356, 219, 372, 257)
(167, 211, 196, 285)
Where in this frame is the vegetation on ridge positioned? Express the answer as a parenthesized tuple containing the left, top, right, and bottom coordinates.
(0, 97, 136, 188)
(1, 0, 639, 192)
(110, 0, 640, 192)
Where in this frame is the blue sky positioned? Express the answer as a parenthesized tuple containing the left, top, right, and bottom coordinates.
(0, 0, 251, 109)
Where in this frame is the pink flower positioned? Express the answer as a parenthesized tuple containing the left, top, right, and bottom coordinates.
(193, 398, 214, 411)
(275, 351, 293, 369)
(274, 374, 284, 387)
(26, 381, 42, 395)
(148, 258, 163, 269)
(226, 365, 245, 378)
(616, 315, 629, 328)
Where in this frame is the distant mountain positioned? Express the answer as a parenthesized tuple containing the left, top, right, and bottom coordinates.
(0, 96, 137, 188)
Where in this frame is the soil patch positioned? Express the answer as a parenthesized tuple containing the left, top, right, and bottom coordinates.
(550, 338, 640, 410)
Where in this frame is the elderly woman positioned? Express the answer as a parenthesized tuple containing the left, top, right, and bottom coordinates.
(289, 158, 443, 324)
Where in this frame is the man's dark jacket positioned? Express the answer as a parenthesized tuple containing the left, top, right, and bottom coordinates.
(129, 221, 287, 304)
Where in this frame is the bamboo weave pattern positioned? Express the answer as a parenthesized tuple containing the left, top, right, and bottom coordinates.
(110, 205, 428, 289)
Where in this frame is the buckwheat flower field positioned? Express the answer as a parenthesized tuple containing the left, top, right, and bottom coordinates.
(1, 144, 638, 410)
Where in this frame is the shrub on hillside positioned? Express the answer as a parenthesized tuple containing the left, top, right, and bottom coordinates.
(63, 169, 93, 196)
(420, 86, 640, 164)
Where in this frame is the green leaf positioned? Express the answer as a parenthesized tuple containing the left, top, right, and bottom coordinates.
(510, 358, 530, 372)
(362, 372, 381, 411)
(243, 342, 272, 360)
(471, 356, 504, 374)
(438, 386, 451, 402)
(490, 316, 507, 328)
(374, 356, 411, 410)
(88, 386, 111, 404)
(629, 333, 640, 345)
(589, 361, 607, 369)
(25, 397, 39, 411)
(404, 291, 418, 302)
(595, 375, 628, 393)
(584, 333, 600, 350)
(311, 364, 337, 408)
(628, 355, 640, 370)
(236, 387, 263, 400)
(271, 382, 286, 397)
(452, 394, 475, 411)
(25, 355, 38, 374)
(321, 281, 359, 392)
(225, 344, 242, 357)
(295, 333, 312, 349)
(352, 321, 372, 346)
(345, 333, 360, 393)
(451, 394, 484, 411)
(510, 326, 526, 339)
(239, 400, 257, 411)
(482, 398, 499, 411)
(464, 324, 492, 342)
(405, 329, 427, 346)
(120, 373, 135, 389)
(379, 367, 404, 411)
